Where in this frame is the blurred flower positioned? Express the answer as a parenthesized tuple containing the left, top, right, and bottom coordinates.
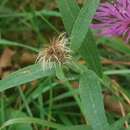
(91, 0, 130, 42)
(36, 33, 72, 70)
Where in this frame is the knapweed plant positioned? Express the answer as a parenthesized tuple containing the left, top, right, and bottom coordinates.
(0, 0, 130, 130)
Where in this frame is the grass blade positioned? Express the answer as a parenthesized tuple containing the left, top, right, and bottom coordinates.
(56, 0, 80, 34)
(104, 69, 130, 75)
(111, 114, 130, 130)
(0, 39, 39, 52)
(79, 70, 109, 130)
(59, 125, 91, 130)
(70, 0, 100, 51)
(80, 30, 103, 77)
(0, 10, 60, 18)
(97, 37, 130, 55)
(0, 117, 63, 130)
(0, 64, 54, 92)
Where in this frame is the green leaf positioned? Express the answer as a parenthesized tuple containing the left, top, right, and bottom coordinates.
(0, 10, 60, 18)
(55, 66, 82, 108)
(57, 1, 102, 77)
(104, 69, 130, 75)
(97, 37, 130, 55)
(29, 82, 58, 100)
(70, 0, 100, 51)
(0, 39, 39, 52)
(80, 30, 103, 77)
(7, 109, 32, 130)
(58, 125, 91, 130)
(0, 64, 55, 92)
(56, 0, 80, 34)
(0, 117, 63, 130)
(79, 70, 109, 130)
(111, 113, 130, 130)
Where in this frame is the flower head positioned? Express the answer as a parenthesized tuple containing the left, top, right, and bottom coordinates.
(91, 0, 130, 42)
(36, 33, 72, 70)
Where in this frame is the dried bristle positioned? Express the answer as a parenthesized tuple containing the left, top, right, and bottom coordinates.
(36, 33, 72, 69)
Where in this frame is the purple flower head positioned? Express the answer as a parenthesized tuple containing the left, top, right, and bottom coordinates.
(91, 0, 130, 42)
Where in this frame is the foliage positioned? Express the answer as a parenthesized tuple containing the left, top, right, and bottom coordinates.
(0, 0, 130, 130)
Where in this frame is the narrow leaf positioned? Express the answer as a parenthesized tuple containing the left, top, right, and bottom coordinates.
(70, 0, 100, 51)
(0, 39, 39, 52)
(0, 10, 60, 18)
(0, 64, 55, 92)
(97, 37, 130, 55)
(104, 69, 130, 75)
(7, 110, 33, 130)
(79, 70, 109, 130)
(80, 30, 103, 77)
(56, 0, 80, 34)
(58, 125, 91, 130)
(0, 117, 63, 130)
(111, 113, 130, 130)
(57, 1, 103, 77)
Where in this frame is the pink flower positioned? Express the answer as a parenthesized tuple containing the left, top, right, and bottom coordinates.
(91, 0, 130, 42)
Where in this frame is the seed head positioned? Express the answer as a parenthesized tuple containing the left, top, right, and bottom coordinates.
(36, 33, 72, 70)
